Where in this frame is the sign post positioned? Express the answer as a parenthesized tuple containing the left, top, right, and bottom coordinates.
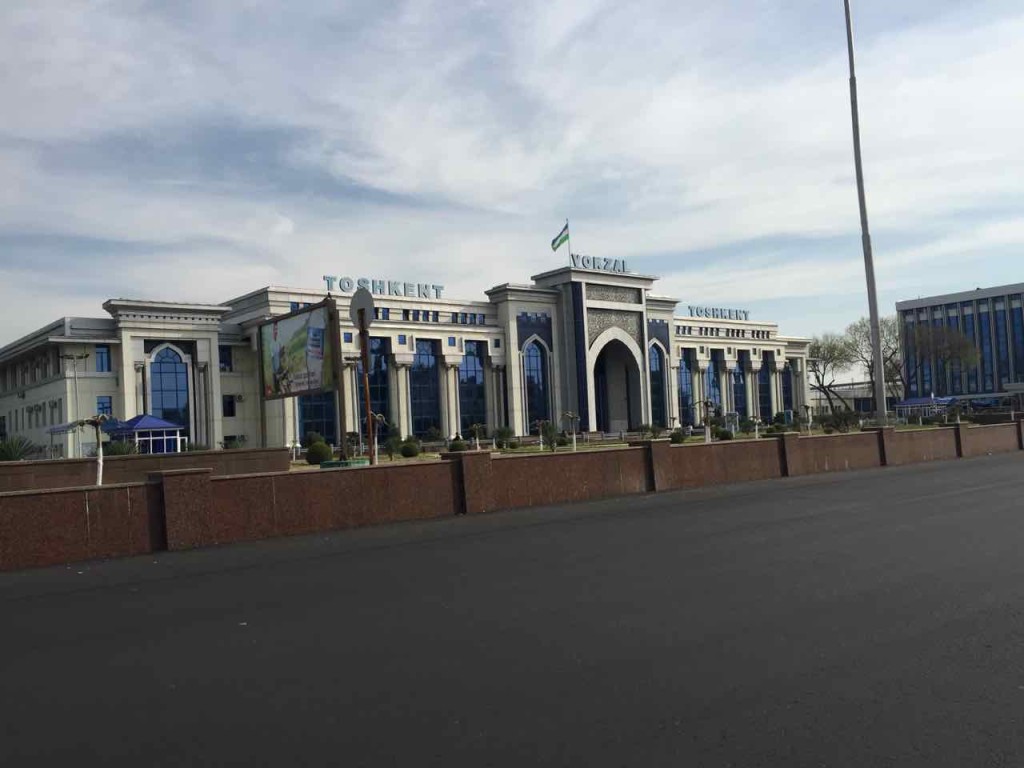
(349, 288, 377, 465)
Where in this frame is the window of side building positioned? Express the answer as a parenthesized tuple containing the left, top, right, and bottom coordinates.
(95, 345, 111, 373)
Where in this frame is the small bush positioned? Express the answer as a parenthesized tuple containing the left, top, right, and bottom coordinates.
(104, 440, 138, 456)
(0, 436, 36, 461)
(637, 423, 652, 439)
(650, 423, 664, 439)
(302, 431, 324, 448)
(493, 426, 514, 449)
(739, 419, 755, 434)
(425, 426, 443, 442)
(556, 435, 569, 447)
(715, 428, 734, 441)
(508, 440, 520, 450)
(400, 441, 420, 458)
(448, 439, 468, 452)
(305, 441, 333, 465)
(669, 429, 686, 444)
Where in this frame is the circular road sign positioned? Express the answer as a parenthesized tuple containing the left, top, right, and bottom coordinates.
(349, 287, 375, 330)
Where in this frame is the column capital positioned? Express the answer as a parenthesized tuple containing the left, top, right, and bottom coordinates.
(134, 361, 145, 372)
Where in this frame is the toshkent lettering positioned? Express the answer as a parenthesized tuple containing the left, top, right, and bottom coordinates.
(687, 306, 751, 321)
(323, 275, 444, 299)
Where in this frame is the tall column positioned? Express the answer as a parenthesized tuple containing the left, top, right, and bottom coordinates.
(134, 362, 145, 414)
(396, 364, 412, 437)
(769, 362, 781, 419)
(195, 362, 208, 448)
(718, 363, 731, 414)
(667, 363, 680, 430)
(744, 363, 754, 420)
(694, 364, 707, 424)
(447, 364, 461, 438)
(483, 363, 496, 433)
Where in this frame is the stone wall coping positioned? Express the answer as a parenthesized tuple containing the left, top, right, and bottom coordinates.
(0, 447, 289, 469)
(0, 481, 147, 499)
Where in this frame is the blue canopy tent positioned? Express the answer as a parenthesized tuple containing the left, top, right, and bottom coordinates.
(102, 415, 187, 454)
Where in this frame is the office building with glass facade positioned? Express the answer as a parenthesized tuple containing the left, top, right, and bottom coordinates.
(0, 263, 811, 456)
(896, 282, 1024, 402)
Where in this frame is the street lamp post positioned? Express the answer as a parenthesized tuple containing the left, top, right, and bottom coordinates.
(843, 0, 888, 425)
(60, 352, 89, 458)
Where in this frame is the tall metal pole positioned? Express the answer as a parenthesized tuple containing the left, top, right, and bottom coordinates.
(358, 308, 376, 465)
(844, 0, 888, 425)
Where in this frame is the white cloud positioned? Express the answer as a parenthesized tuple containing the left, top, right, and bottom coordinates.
(0, 0, 1022, 342)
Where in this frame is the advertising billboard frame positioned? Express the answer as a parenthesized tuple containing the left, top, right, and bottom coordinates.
(257, 298, 342, 402)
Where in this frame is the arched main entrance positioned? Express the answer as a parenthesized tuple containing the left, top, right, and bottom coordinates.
(593, 338, 643, 433)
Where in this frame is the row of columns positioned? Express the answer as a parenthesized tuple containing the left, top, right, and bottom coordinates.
(339, 359, 509, 440)
(670, 356, 806, 425)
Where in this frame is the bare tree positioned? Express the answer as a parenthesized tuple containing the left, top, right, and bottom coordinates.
(906, 323, 979, 396)
(808, 334, 856, 414)
(845, 316, 904, 401)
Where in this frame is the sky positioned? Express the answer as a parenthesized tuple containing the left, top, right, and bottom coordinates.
(2, 0, 1023, 344)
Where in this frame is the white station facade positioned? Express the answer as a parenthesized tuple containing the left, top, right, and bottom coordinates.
(0, 259, 810, 456)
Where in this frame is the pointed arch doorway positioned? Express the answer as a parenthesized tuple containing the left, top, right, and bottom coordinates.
(593, 337, 643, 433)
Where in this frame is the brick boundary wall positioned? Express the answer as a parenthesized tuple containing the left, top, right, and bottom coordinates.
(0, 448, 291, 493)
(2, 420, 1022, 571)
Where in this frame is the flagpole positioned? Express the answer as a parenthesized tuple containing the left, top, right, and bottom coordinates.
(566, 218, 570, 261)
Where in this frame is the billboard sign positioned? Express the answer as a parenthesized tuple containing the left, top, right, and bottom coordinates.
(259, 301, 337, 399)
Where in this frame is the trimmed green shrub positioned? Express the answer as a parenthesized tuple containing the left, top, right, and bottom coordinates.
(669, 429, 686, 444)
(305, 441, 333, 465)
(714, 428, 734, 441)
(556, 435, 569, 447)
(104, 440, 138, 456)
(650, 423, 664, 439)
(493, 426, 514, 449)
(302, 431, 324, 448)
(400, 441, 420, 458)
(448, 439, 468, 452)
(508, 440, 520, 450)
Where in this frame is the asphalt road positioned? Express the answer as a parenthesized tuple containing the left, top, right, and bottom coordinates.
(3, 454, 1024, 767)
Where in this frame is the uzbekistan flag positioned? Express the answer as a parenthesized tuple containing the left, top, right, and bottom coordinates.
(551, 222, 569, 252)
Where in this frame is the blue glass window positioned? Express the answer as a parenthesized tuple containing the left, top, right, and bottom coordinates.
(1012, 299, 1024, 383)
(218, 345, 233, 372)
(151, 347, 189, 431)
(222, 394, 236, 418)
(758, 358, 772, 422)
(705, 355, 722, 414)
(995, 301, 1010, 387)
(733, 366, 747, 419)
(290, 302, 300, 312)
(451, 313, 458, 324)
(448, 336, 456, 347)
(95, 345, 111, 373)
(96, 396, 112, 416)
(343, 332, 353, 343)
(648, 345, 667, 430)
(978, 303, 993, 391)
(947, 312, 963, 395)
(678, 352, 693, 425)
(494, 339, 501, 349)
(410, 340, 441, 437)
(298, 392, 336, 443)
(459, 340, 487, 436)
(397, 334, 407, 345)
(904, 315, 918, 397)
(382, 308, 390, 320)
(524, 341, 550, 427)
(356, 337, 391, 440)
(782, 364, 793, 412)
(478, 314, 486, 325)
(961, 305, 978, 393)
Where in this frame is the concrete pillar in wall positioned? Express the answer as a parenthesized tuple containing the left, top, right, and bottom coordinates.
(134, 362, 145, 415)
(343, 364, 359, 444)
(444, 364, 461, 439)
(484, 363, 496, 433)
(194, 363, 208, 449)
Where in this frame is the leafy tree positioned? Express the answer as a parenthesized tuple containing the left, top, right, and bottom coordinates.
(808, 334, 856, 414)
